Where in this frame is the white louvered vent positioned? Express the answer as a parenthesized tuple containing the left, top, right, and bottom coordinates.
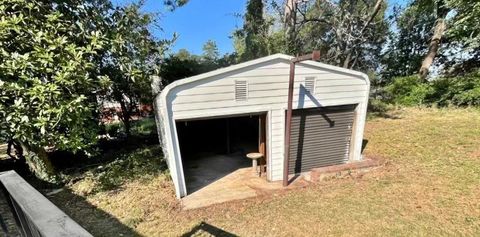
(305, 77, 316, 93)
(235, 80, 248, 101)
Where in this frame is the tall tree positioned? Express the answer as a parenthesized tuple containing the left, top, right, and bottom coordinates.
(381, 3, 436, 81)
(284, 0, 299, 54)
(284, 0, 388, 71)
(243, 0, 268, 60)
(202, 40, 220, 61)
(0, 0, 187, 181)
(99, 2, 168, 136)
(160, 48, 236, 84)
(443, 0, 480, 75)
(418, 0, 451, 80)
(234, 0, 269, 61)
(160, 50, 204, 84)
(0, 0, 108, 181)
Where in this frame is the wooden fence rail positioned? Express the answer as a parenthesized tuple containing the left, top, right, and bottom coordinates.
(0, 171, 92, 237)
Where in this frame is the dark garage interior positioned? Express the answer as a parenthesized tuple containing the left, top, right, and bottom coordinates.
(176, 114, 265, 194)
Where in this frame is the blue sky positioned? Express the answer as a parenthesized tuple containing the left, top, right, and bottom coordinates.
(113, 0, 248, 55)
(114, 0, 408, 55)
(160, 0, 247, 55)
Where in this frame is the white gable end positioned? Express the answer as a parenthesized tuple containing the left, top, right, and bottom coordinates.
(155, 54, 369, 198)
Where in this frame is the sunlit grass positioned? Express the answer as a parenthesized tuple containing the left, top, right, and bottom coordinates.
(49, 107, 480, 236)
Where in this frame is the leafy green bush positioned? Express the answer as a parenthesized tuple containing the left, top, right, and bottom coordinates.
(453, 87, 480, 106)
(104, 118, 156, 137)
(385, 71, 480, 107)
(0, 0, 106, 182)
(385, 75, 433, 106)
(131, 118, 157, 136)
(368, 98, 390, 113)
(105, 122, 123, 137)
(428, 72, 480, 106)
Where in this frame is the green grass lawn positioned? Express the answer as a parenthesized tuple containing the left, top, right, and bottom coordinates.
(105, 117, 157, 137)
(48, 107, 480, 236)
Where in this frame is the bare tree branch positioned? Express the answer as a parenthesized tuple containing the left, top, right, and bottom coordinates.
(360, 0, 383, 34)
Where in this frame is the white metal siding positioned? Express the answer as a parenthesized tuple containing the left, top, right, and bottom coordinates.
(168, 62, 367, 119)
(270, 109, 285, 181)
(157, 54, 370, 197)
(166, 59, 367, 182)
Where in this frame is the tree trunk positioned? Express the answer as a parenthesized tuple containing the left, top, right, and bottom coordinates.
(419, 1, 449, 80)
(343, 51, 352, 68)
(119, 98, 132, 136)
(124, 116, 131, 136)
(284, 0, 298, 55)
(360, 0, 384, 34)
(20, 142, 58, 183)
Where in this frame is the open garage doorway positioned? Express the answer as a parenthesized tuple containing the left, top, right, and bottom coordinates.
(176, 113, 267, 195)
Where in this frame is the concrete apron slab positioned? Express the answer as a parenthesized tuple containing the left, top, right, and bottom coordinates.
(181, 167, 308, 210)
(181, 158, 381, 210)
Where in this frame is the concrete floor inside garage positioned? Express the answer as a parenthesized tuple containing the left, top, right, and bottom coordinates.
(181, 152, 309, 209)
(176, 114, 309, 209)
(182, 151, 251, 194)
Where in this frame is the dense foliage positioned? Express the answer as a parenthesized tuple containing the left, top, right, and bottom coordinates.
(385, 76, 433, 106)
(160, 42, 236, 83)
(298, 0, 389, 71)
(234, 0, 269, 61)
(381, 3, 436, 81)
(99, 2, 167, 135)
(0, 0, 109, 181)
(385, 71, 480, 106)
(1, 0, 480, 182)
(0, 0, 183, 181)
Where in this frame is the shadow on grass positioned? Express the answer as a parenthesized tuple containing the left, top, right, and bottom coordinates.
(47, 145, 167, 236)
(0, 121, 164, 236)
(47, 186, 143, 237)
(0, 171, 142, 237)
(44, 144, 168, 236)
(1, 138, 167, 236)
(181, 222, 237, 237)
(362, 139, 369, 153)
(49, 133, 159, 173)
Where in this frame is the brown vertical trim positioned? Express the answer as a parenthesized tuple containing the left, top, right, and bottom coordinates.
(226, 118, 230, 154)
(283, 62, 296, 186)
(259, 115, 266, 155)
(259, 114, 267, 175)
(266, 111, 270, 180)
(283, 51, 321, 186)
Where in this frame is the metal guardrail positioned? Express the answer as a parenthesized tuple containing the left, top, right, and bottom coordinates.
(0, 171, 92, 237)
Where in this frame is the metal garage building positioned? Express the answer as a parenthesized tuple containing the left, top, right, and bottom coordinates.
(154, 54, 369, 198)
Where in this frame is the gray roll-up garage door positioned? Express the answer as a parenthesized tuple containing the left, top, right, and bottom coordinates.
(288, 104, 356, 174)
